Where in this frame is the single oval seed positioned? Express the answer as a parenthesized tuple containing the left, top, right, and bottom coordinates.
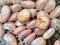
(9, 12, 18, 21)
(21, 1, 35, 8)
(14, 25, 26, 35)
(3, 22, 16, 30)
(3, 33, 17, 45)
(43, 28, 55, 39)
(44, 0, 56, 13)
(50, 6, 60, 19)
(36, 0, 48, 11)
(18, 29, 32, 39)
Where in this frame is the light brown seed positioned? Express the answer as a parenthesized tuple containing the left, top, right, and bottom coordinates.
(21, 1, 35, 8)
(36, 17, 50, 30)
(36, 0, 48, 10)
(34, 28, 46, 36)
(10, 4, 22, 12)
(9, 12, 18, 21)
(24, 33, 35, 43)
(1, 5, 11, 23)
(0, 23, 5, 37)
(17, 9, 30, 23)
(18, 29, 32, 39)
(29, 9, 37, 17)
(3, 22, 16, 30)
(3, 33, 17, 45)
(44, 0, 56, 13)
(26, 20, 36, 29)
(50, 6, 60, 19)
(37, 11, 50, 18)
(14, 25, 26, 35)
(54, 40, 60, 45)
(31, 37, 46, 45)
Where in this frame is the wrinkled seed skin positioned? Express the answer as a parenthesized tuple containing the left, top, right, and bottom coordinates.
(37, 11, 50, 18)
(29, 9, 37, 17)
(44, 0, 56, 13)
(0, 5, 11, 23)
(14, 26, 26, 35)
(31, 37, 46, 45)
(17, 9, 30, 23)
(21, 1, 35, 8)
(50, 19, 60, 31)
(36, 0, 48, 11)
(0, 24, 5, 37)
(24, 33, 35, 43)
(36, 17, 50, 30)
(43, 28, 55, 39)
(18, 29, 32, 39)
(54, 40, 60, 45)
(10, 4, 22, 12)
(3, 22, 16, 30)
(3, 33, 17, 45)
(9, 12, 18, 21)
(26, 20, 36, 29)
(34, 28, 47, 36)
(50, 6, 60, 19)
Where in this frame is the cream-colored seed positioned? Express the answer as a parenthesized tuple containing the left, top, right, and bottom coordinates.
(1, 5, 11, 23)
(31, 37, 46, 45)
(15, 20, 23, 26)
(44, 0, 56, 13)
(54, 40, 60, 45)
(43, 28, 55, 39)
(3, 22, 16, 30)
